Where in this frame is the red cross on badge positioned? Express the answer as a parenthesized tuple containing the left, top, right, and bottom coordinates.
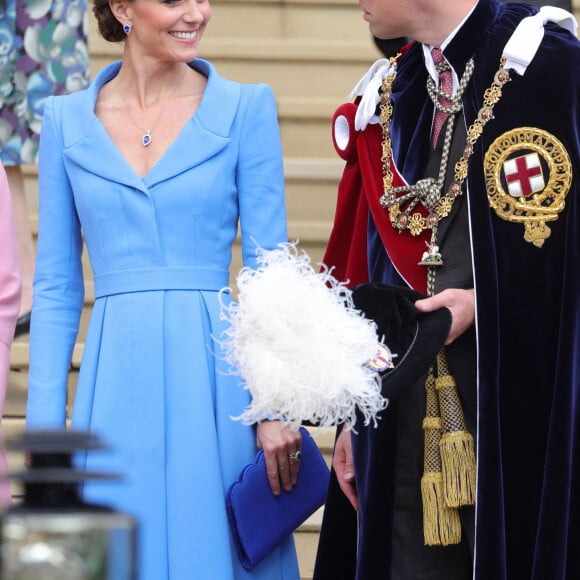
(503, 152, 545, 197)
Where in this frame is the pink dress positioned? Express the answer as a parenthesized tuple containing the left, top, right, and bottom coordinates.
(0, 162, 21, 504)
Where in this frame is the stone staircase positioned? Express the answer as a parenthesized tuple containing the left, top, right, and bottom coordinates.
(6, 1, 381, 578)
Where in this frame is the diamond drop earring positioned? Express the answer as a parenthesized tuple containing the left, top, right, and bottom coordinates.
(123, 22, 132, 35)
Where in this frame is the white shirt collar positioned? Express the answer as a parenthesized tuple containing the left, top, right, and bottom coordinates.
(422, 1, 479, 93)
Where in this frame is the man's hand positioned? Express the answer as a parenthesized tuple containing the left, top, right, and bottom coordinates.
(332, 426, 359, 511)
(414, 288, 475, 345)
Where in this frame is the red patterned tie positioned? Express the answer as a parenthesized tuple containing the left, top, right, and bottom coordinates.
(431, 47, 453, 148)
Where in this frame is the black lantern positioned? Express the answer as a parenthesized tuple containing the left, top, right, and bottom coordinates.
(0, 430, 137, 579)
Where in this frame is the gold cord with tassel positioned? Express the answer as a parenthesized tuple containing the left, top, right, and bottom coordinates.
(421, 367, 462, 546)
(436, 349, 476, 508)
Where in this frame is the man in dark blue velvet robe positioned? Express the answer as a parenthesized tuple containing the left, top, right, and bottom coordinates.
(313, 1, 580, 579)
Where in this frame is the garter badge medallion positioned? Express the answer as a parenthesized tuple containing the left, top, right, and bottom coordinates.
(484, 127, 572, 247)
(368, 343, 395, 372)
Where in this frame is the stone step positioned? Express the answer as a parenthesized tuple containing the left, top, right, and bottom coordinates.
(209, 0, 373, 44)
(279, 97, 344, 159)
(285, 157, 343, 223)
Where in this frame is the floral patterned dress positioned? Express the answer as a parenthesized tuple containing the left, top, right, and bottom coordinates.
(0, 0, 89, 165)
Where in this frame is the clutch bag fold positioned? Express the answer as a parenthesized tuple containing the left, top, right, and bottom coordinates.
(226, 426, 330, 570)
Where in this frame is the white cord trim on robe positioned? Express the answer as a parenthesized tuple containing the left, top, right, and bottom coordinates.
(348, 58, 395, 131)
(503, 6, 578, 75)
(219, 243, 388, 430)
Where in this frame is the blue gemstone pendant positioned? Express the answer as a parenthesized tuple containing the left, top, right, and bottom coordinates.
(142, 131, 152, 147)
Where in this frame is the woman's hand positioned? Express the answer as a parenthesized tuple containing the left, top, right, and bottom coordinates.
(414, 288, 475, 345)
(257, 421, 303, 496)
(332, 426, 358, 511)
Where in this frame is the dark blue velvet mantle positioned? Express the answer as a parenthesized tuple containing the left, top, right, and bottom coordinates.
(314, 1, 580, 579)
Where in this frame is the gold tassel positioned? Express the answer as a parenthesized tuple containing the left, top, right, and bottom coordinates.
(435, 350, 476, 508)
(421, 368, 462, 545)
(439, 431, 476, 508)
(421, 471, 462, 546)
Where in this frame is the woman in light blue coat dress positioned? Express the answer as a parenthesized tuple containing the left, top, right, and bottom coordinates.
(26, 0, 302, 578)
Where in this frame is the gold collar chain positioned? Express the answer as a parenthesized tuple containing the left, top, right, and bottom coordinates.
(379, 55, 511, 238)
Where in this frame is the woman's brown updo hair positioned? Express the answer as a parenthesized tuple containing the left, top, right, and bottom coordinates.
(93, 0, 131, 43)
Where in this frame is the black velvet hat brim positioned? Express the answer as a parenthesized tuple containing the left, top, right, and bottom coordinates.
(351, 283, 451, 400)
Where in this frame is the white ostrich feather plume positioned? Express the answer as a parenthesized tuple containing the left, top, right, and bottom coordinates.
(219, 243, 388, 429)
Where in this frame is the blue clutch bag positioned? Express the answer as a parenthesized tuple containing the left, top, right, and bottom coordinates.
(226, 427, 330, 570)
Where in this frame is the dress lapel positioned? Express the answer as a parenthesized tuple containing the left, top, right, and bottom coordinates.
(62, 59, 239, 192)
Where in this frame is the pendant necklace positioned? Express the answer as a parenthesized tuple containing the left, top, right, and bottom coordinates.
(125, 69, 189, 148)
(126, 103, 167, 148)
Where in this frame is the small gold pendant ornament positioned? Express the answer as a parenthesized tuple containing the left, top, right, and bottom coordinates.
(484, 127, 572, 247)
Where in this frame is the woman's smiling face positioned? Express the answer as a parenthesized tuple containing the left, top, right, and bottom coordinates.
(121, 0, 212, 62)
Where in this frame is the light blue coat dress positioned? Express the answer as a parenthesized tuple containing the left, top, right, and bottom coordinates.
(26, 59, 300, 580)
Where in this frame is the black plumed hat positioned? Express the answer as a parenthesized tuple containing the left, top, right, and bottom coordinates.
(351, 283, 451, 400)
